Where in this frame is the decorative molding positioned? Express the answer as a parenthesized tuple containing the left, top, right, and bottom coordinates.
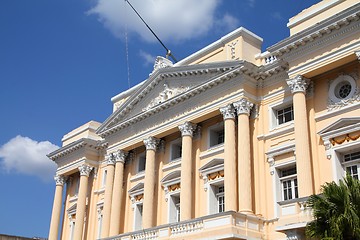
(151, 56, 173, 75)
(116, 150, 128, 163)
(178, 121, 197, 137)
(143, 84, 189, 111)
(54, 175, 67, 186)
(78, 164, 93, 177)
(327, 74, 359, 111)
(143, 136, 160, 151)
(106, 153, 116, 166)
(266, 143, 296, 175)
(219, 104, 236, 120)
(356, 50, 360, 61)
(227, 40, 239, 60)
(286, 75, 310, 94)
(233, 98, 254, 116)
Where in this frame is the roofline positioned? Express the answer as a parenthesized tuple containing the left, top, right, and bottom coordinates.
(174, 27, 263, 66)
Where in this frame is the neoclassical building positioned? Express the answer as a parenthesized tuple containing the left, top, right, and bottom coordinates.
(48, 1, 360, 239)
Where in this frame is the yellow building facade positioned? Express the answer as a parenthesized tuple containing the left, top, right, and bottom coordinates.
(48, 1, 360, 239)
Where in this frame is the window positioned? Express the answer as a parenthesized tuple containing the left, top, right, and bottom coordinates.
(134, 203, 143, 231)
(69, 220, 75, 240)
(216, 186, 225, 213)
(138, 154, 146, 173)
(329, 74, 357, 104)
(343, 151, 360, 180)
(209, 123, 224, 147)
(170, 139, 182, 161)
(169, 194, 180, 223)
(208, 182, 225, 214)
(102, 169, 107, 188)
(279, 166, 298, 201)
(277, 105, 294, 125)
(97, 207, 103, 238)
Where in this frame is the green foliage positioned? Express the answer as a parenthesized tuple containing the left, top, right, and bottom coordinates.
(306, 175, 360, 240)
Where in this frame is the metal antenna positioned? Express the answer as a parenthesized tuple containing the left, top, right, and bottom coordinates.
(125, 0, 177, 63)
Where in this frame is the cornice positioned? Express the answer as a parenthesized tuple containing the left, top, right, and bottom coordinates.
(47, 138, 107, 161)
(97, 61, 257, 138)
(267, 3, 360, 58)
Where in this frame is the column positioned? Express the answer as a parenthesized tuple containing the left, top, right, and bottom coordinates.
(234, 98, 253, 213)
(73, 164, 93, 240)
(101, 153, 116, 238)
(48, 175, 66, 240)
(220, 104, 238, 211)
(178, 121, 196, 221)
(143, 136, 160, 229)
(109, 150, 128, 236)
(287, 76, 314, 196)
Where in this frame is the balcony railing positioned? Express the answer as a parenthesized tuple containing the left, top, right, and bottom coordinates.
(104, 211, 265, 240)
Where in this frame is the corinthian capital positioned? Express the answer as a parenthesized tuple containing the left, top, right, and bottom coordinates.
(78, 164, 93, 177)
(54, 175, 66, 186)
(287, 75, 310, 94)
(220, 104, 235, 120)
(233, 98, 253, 116)
(117, 149, 128, 163)
(106, 153, 116, 166)
(178, 121, 197, 137)
(143, 136, 160, 151)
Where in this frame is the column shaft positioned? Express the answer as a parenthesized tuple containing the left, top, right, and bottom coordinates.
(109, 151, 127, 236)
(234, 98, 253, 214)
(238, 114, 252, 213)
(293, 92, 314, 196)
(224, 118, 237, 211)
(180, 135, 193, 220)
(101, 160, 115, 238)
(73, 165, 92, 240)
(48, 176, 65, 240)
(143, 149, 156, 229)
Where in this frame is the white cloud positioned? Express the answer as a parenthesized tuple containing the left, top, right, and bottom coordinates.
(139, 50, 156, 66)
(271, 12, 283, 20)
(0, 136, 59, 182)
(87, 0, 239, 42)
(248, 0, 255, 8)
(215, 13, 239, 32)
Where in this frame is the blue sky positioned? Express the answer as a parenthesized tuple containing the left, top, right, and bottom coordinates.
(0, 0, 320, 238)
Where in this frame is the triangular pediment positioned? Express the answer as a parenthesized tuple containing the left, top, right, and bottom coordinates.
(97, 61, 252, 137)
(128, 182, 144, 195)
(160, 170, 181, 186)
(199, 158, 224, 174)
(318, 117, 360, 138)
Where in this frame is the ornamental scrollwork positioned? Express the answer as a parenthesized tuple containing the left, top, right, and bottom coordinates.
(286, 75, 310, 94)
(54, 175, 67, 186)
(233, 98, 254, 116)
(220, 104, 236, 120)
(78, 164, 93, 177)
(178, 121, 197, 137)
(143, 136, 160, 151)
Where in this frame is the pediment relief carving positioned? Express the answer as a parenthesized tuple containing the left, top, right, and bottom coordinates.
(142, 83, 189, 112)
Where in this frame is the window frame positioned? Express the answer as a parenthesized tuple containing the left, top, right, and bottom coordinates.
(208, 122, 225, 148)
(268, 97, 294, 130)
(169, 138, 182, 162)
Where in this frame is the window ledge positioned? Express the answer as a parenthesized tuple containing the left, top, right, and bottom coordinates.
(130, 172, 145, 182)
(94, 187, 105, 195)
(257, 123, 294, 141)
(277, 196, 309, 206)
(69, 196, 78, 203)
(200, 144, 224, 159)
(162, 158, 182, 171)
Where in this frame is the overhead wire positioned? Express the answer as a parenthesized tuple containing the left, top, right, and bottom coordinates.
(124, 0, 177, 63)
